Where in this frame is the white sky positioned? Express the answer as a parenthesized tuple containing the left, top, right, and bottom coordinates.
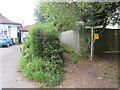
(0, 0, 38, 26)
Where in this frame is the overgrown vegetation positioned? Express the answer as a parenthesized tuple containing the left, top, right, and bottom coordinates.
(19, 1, 120, 87)
(35, 2, 120, 29)
(35, 1, 120, 56)
(19, 23, 64, 87)
(62, 44, 82, 62)
(79, 26, 91, 57)
(35, 1, 120, 60)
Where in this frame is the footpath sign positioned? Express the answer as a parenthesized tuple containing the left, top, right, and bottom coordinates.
(94, 33, 99, 39)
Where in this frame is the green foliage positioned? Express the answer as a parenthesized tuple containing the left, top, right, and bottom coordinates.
(28, 23, 57, 57)
(62, 44, 82, 62)
(71, 52, 82, 63)
(79, 27, 91, 57)
(19, 57, 63, 86)
(19, 24, 64, 87)
(29, 27, 44, 57)
(62, 27, 91, 61)
(62, 44, 73, 53)
(34, 2, 120, 61)
(35, 2, 120, 30)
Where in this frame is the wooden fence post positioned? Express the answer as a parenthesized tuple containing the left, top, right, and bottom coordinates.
(91, 27, 94, 61)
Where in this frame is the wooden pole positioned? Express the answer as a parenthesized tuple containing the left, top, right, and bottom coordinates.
(91, 27, 94, 61)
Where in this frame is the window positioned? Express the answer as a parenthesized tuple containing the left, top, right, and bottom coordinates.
(8, 26, 11, 28)
(8, 26, 11, 35)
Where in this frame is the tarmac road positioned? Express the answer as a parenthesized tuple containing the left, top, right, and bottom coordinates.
(0, 45, 38, 88)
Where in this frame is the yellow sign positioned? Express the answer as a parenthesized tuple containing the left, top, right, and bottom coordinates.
(94, 33, 99, 39)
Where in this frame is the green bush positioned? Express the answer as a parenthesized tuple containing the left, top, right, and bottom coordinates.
(29, 25, 44, 57)
(79, 27, 91, 57)
(19, 23, 64, 87)
(62, 44, 82, 62)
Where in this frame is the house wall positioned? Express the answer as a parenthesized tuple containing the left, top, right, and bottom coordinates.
(21, 31, 28, 43)
(0, 24, 7, 35)
(10, 25, 18, 38)
(0, 24, 20, 43)
(0, 24, 18, 38)
(59, 30, 80, 53)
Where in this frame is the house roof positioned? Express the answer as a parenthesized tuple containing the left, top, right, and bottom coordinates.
(20, 25, 31, 31)
(0, 13, 21, 25)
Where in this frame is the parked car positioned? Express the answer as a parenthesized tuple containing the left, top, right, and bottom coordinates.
(8, 35, 14, 44)
(0, 35, 13, 47)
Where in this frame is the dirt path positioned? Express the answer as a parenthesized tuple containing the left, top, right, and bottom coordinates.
(1, 45, 38, 88)
(55, 53, 119, 88)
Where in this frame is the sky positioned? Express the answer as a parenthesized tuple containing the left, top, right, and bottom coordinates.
(0, 0, 38, 26)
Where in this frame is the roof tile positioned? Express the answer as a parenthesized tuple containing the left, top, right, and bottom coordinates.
(20, 25, 31, 31)
(0, 13, 21, 25)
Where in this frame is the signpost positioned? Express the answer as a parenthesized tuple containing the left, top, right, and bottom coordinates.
(91, 27, 94, 61)
(86, 26, 101, 61)
(94, 33, 99, 39)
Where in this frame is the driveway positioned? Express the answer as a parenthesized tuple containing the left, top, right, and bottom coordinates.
(0, 45, 38, 88)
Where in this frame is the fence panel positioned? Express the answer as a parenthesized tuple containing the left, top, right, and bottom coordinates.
(59, 30, 80, 53)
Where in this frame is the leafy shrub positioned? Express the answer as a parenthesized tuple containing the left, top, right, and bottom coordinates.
(19, 23, 64, 87)
(29, 25, 44, 57)
(71, 52, 82, 62)
(62, 44, 82, 62)
(79, 27, 91, 57)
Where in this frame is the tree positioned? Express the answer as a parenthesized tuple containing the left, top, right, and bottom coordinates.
(35, 2, 120, 30)
(34, 1, 120, 59)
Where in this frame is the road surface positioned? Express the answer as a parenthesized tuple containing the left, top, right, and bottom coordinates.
(0, 45, 38, 88)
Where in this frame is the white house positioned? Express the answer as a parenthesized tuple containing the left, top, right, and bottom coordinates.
(0, 13, 22, 43)
(19, 25, 31, 43)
